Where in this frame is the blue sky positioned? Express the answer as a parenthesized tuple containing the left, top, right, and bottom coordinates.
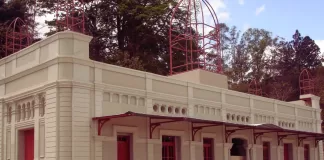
(211, 0, 324, 51)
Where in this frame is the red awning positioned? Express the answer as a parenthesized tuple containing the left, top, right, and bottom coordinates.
(93, 111, 324, 145)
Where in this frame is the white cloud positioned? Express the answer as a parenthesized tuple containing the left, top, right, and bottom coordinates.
(255, 4, 265, 16)
(315, 40, 324, 53)
(238, 0, 244, 5)
(204, 0, 230, 22)
(218, 12, 230, 22)
(35, 14, 54, 38)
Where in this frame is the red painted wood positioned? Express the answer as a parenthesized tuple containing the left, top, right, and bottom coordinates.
(24, 129, 34, 160)
(263, 142, 270, 160)
(284, 144, 290, 160)
(162, 136, 176, 160)
(117, 135, 130, 160)
(203, 138, 213, 160)
(304, 144, 310, 160)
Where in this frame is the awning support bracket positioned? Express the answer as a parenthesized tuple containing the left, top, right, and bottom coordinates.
(191, 123, 221, 141)
(149, 118, 182, 139)
(315, 137, 324, 147)
(253, 130, 277, 144)
(277, 133, 297, 145)
(298, 136, 308, 147)
(97, 118, 110, 136)
(225, 125, 251, 143)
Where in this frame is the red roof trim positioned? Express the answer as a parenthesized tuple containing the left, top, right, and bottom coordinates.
(92, 111, 324, 137)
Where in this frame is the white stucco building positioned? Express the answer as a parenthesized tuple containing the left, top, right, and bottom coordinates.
(0, 31, 323, 160)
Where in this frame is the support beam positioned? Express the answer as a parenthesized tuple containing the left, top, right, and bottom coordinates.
(253, 130, 277, 144)
(149, 118, 183, 139)
(225, 125, 252, 142)
(277, 133, 298, 145)
(191, 123, 221, 141)
(97, 118, 110, 136)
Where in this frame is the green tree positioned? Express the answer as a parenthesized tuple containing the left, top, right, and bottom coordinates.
(0, 0, 35, 58)
(241, 28, 273, 81)
(38, 0, 191, 75)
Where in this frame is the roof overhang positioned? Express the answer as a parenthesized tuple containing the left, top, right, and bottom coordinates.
(93, 111, 324, 145)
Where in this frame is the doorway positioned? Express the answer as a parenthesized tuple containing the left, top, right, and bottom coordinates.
(230, 138, 247, 160)
(284, 143, 293, 160)
(24, 129, 34, 160)
(117, 135, 130, 160)
(162, 136, 176, 160)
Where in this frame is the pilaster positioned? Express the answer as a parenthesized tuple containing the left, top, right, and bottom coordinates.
(33, 94, 40, 160)
(297, 147, 304, 160)
(223, 143, 233, 160)
(251, 144, 262, 160)
(277, 145, 283, 160)
(10, 102, 16, 160)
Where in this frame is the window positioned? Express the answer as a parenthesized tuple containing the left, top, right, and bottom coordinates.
(203, 138, 213, 160)
(162, 136, 176, 160)
(304, 144, 310, 160)
(263, 142, 270, 160)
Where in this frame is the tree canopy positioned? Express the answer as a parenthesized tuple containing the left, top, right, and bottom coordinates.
(1, 0, 324, 105)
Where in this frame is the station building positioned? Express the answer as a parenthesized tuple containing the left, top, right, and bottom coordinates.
(0, 31, 323, 160)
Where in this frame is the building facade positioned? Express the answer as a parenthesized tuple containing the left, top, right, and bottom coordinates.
(0, 31, 323, 160)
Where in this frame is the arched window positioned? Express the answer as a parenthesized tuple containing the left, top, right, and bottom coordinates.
(7, 106, 12, 123)
(22, 104, 26, 120)
(17, 105, 21, 122)
(40, 96, 45, 117)
(27, 102, 31, 119)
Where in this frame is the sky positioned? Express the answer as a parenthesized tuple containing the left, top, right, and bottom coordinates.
(208, 0, 324, 52)
(35, 0, 324, 53)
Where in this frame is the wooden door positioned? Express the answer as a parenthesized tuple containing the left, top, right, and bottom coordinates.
(24, 129, 34, 160)
(117, 135, 130, 160)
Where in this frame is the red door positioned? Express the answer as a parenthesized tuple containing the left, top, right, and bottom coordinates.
(24, 129, 34, 160)
(284, 144, 290, 160)
(304, 144, 310, 160)
(117, 135, 130, 160)
(203, 138, 213, 160)
(263, 142, 270, 160)
(162, 136, 176, 160)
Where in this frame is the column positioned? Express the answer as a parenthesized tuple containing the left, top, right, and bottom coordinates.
(277, 145, 283, 160)
(10, 102, 16, 160)
(223, 143, 233, 160)
(297, 146, 304, 160)
(251, 145, 262, 160)
(33, 94, 40, 160)
(245, 144, 252, 160)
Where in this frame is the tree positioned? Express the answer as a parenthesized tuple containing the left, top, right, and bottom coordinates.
(241, 28, 273, 81)
(0, 0, 35, 58)
(38, 0, 190, 75)
(229, 39, 250, 83)
(266, 30, 323, 101)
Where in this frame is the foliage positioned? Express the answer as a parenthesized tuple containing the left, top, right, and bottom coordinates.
(0, 0, 34, 58)
(2, 0, 324, 108)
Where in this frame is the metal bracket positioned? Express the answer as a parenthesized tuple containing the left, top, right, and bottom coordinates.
(253, 130, 277, 144)
(149, 118, 182, 139)
(97, 118, 110, 136)
(191, 123, 221, 141)
(315, 139, 320, 147)
(277, 133, 297, 145)
(225, 125, 251, 143)
(298, 136, 308, 147)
